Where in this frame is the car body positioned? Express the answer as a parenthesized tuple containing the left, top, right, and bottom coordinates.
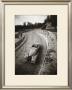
(29, 44, 41, 63)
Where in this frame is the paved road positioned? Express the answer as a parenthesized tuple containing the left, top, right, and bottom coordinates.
(15, 29, 48, 75)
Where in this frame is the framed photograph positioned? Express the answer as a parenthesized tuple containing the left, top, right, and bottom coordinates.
(0, 0, 72, 90)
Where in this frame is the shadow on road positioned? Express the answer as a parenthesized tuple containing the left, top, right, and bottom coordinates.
(15, 45, 43, 75)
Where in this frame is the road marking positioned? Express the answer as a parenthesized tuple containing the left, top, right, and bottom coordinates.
(37, 33, 49, 50)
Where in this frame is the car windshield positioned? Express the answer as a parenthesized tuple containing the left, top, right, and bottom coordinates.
(32, 44, 40, 48)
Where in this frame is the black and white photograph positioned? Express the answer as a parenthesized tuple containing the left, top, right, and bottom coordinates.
(15, 15, 57, 75)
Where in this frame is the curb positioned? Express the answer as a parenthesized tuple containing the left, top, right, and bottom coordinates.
(15, 36, 27, 51)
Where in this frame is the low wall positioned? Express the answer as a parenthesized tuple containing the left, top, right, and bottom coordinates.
(15, 36, 25, 50)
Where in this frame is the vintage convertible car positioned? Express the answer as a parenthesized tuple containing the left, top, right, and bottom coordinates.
(29, 44, 41, 63)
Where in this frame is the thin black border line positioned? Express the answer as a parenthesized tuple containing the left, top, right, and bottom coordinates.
(2, 0, 71, 2)
(68, 3, 69, 88)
